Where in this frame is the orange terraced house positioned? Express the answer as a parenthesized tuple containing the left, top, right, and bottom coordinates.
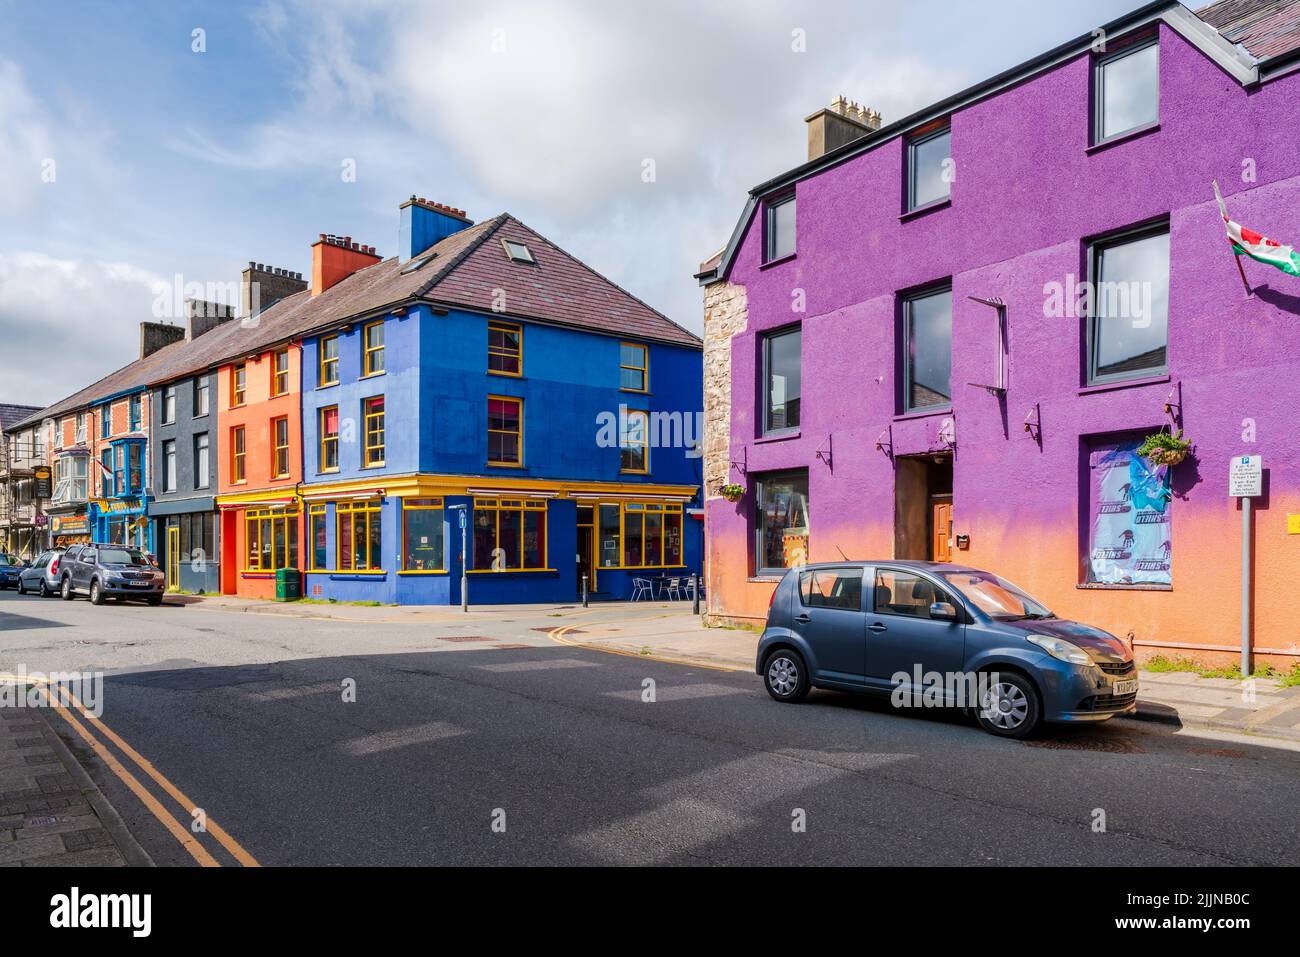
(216, 341, 305, 598)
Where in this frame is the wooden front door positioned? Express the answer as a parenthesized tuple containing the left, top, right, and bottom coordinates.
(931, 500, 953, 563)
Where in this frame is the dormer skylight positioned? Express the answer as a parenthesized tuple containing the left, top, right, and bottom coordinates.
(502, 240, 535, 264)
(401, 252, 435, 274)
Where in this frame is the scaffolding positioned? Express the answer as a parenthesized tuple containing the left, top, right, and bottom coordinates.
(0, 431, 46, 559)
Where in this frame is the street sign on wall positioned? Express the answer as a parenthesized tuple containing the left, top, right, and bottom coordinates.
(1229, 455, 1262, 498)
(33, 466, 51, 499)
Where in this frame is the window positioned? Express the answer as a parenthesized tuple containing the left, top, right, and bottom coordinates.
(176, 513, 214, 566)
(231, 426, 246, 482)
(75, 413, 86, 444)
(907, 126, 951, 211)
(363, 322, 385, 376)
(100, 408, 110, 438)
(129, 395, 141, 432)
(194, 433, 210, 489)
(755, 470, 809, 575)
(102, 449, 114, 495)
(764, 193, 795, 262)
(162, 386, 176, 425)
(1094, 38, 1158, 144)
(162, 440, 176, 492)
(620, 343, 648, 392)
(244, 506, 298, 572)
(873, 568, 946, 618)
(337, 500, 382, 571)
(487, 396, 522, 466)
(762, 327, 801, 433)
(319, 335, 339, 386)
(402, 499, 445, 571)
(488, 321, 522, 376)
(502, 239, 535, 264)
(363, 396, 385, 467)
(596, 502, 684, 569)
(272, 416, 290, 478)
(308, 504, 328, 571)
(472, 498, 546, 570)
(620, 409, 649, 474)
(798, 567, 864, 611)
(52, 455, 88, 504)
(231, 364, 246, 407)
(1088, 225, 1169, 383)
(272, 349, 290, 396)
(194, 377, 210, 417)
(320, 406, 339, 472)
(1084, 434, 1172, 586)
(903, 286, 953, 411)
(127, 443, 143, 494)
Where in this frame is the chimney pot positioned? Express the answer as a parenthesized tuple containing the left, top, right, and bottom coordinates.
(806, 95, 881, 160)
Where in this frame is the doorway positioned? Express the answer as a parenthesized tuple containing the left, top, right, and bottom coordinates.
(166, 524, 180, 591)
(576, 505, 594, 597)
(894, 454, 954, 562)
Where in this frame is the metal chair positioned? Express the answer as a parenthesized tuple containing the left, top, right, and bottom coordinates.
(631, 578, 652, 601)
(665, 577, 682, 600)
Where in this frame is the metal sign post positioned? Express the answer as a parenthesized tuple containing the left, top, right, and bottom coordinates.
(449, 505, 469, 613)
(1229, 455, 1263, 675)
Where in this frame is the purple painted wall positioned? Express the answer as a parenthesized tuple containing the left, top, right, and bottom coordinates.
(710, 22, 1300, 664)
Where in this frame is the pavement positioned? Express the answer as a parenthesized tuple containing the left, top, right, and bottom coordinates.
(2, 588, 1299, 866)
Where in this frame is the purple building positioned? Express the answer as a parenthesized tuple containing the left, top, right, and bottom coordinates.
(697, 0, 1300, 667)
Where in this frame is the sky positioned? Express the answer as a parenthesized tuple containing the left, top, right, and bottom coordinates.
(0, 0, 1142, 407)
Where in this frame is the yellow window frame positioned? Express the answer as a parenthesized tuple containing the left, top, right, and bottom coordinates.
(271, 416, 290, 478)
(307, 504, 328, 571)
(319, 405, 339, 473)
(471, 497, 548, 571)
(620, 342, 648, 393)
(243, 506, 298, 572)
(319, 335, 339, 387)
(487, 395, 523, 467)
(231, 363, 246, 407)
(487, 320, 523, 377)
(272, 348, 290, 397)
(620, 409, 650, 475)
(363, 396, 385, 467)
(605, 502, 684, 570)
(362, 321, 385, 377)
(231, 425, 246, 483)
(401, 497, 446, 572)
(336, 499, 383, 572)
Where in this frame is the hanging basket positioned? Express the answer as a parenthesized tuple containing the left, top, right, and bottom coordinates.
(1146, 447, 1187, 467)
(720, 484, 745, 503)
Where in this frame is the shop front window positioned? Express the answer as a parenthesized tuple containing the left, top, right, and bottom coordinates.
(401, 499, 445, 571)
(472, 498, 546, 570)
(755, 470, 809, 575)
(337, 501, 382, 571)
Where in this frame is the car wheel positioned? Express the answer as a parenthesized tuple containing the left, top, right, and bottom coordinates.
(16, 579, 25, 595)
(38, 580, 51, 597)
(146, 595, 163, 606)
(89, 579, 104, 605)
(976, 672, 1042, 739)
(60, 577, 73, 600)
(763, 648, 811, 703)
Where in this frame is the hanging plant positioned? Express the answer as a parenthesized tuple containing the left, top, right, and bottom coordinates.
(1136, 430, 1192, 467)
(719, 483, 746, 503)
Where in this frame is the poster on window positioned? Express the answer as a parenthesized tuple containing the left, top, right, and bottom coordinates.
(1088, 441, 1171, 585)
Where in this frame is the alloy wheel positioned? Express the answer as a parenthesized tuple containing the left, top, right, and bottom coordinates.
(767, 655, 800, 697)
(981, 681, 1030, 730)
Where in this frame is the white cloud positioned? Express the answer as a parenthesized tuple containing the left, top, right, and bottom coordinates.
(0, 60, 55, 217)
(0, 252, 166, 405)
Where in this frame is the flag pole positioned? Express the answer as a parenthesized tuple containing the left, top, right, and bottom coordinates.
(1214, 179, 1253, 297)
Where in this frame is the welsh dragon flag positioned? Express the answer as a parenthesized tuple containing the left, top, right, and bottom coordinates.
(1214, 180, 1300, 277)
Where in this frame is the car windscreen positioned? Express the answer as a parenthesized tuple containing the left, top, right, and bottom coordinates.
(0, 555, 12, 565)
(939, 570, 1052, 620)
(99, 548, 150, 565)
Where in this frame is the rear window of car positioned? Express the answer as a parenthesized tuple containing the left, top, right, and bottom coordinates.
(798, 567, 863, 611)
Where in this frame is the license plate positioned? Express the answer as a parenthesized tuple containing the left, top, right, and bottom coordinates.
(1111, 678, 1138, 696)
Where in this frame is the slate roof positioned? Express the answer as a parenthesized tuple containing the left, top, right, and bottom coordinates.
(1196, 0, 1300, 60)
(0, 404, 43, 431)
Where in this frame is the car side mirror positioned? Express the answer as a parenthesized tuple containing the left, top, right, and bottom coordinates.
(929, 601, 958, 622)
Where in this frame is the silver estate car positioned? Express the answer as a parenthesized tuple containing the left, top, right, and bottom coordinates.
(757, 561, 1138, 738)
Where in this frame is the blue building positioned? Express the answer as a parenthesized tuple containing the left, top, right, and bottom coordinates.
(288, 197, 703, 604)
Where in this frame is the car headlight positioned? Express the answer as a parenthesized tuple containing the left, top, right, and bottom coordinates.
(1026, 634, 1092, 665)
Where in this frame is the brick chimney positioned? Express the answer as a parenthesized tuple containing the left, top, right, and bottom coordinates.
(242, 262, 307, 316)
(399, 196, 473, 263)
(805, 96, 881, 160)
(140, 321, 186, 358)
(310, 236, 382, 296)
(185, 299, 237, 339)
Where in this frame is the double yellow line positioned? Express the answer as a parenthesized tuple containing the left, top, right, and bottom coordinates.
(1, 674, 258, 867)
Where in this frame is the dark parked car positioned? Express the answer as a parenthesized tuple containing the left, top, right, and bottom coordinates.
(757, 561, 1137, 738)
(0, 553, 24, 589)
(58, 544, 165, 605)
(16, 548, 64, 597)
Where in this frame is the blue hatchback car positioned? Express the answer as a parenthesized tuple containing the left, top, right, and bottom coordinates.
(757, 561, 1138, 738)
